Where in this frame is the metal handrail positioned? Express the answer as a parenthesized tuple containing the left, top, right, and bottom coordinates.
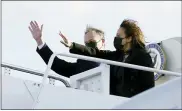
(55, 53, 181, 76)
(1, 62, 71, 87)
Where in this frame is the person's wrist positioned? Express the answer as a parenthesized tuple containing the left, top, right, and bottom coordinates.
(69, 42, 73, 49)
(36, 39, 43, 46)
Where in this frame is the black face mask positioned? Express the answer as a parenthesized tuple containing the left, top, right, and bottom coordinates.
(113, 36, 123, 50)
(85, 39, 102, 48)
(85, 41, 97, 48)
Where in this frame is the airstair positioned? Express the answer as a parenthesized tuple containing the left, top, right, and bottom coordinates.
(1, 37, 181, 109)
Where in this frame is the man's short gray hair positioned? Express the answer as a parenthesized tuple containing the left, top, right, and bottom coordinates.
(85, 25, 105, 39)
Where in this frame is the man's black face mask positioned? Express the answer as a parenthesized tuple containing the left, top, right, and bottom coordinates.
(113, 36, 124, 50)
(85, 41, 97, 48)
(85, 39, 102, 48)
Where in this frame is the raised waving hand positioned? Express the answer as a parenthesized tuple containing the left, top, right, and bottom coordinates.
(59, 31, 72, 48)
(28, 21, 43, 45)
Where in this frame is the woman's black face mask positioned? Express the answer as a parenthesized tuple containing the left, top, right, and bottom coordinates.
(113, 36, 124, 50)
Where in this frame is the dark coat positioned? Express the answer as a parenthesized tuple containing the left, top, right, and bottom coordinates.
(70, 42, 155, 97)
(36, 44, 100, 77)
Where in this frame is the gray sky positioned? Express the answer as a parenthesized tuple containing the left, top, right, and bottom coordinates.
(2, 1, 181, 83)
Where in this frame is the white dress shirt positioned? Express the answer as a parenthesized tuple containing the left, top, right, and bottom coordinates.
(37, 42, 46, 50)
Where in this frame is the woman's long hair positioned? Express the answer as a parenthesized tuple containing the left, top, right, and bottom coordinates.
(120, 19, 145, 51)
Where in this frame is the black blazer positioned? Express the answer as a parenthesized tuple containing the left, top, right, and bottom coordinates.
(36, 44, 100, 77)
(70, 42, 155, 97)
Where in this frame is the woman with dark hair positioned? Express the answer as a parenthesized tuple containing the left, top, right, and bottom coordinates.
(60, 19, 155, 98)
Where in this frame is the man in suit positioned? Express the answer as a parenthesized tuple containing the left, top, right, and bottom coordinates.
(28, 21, 105, 77)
